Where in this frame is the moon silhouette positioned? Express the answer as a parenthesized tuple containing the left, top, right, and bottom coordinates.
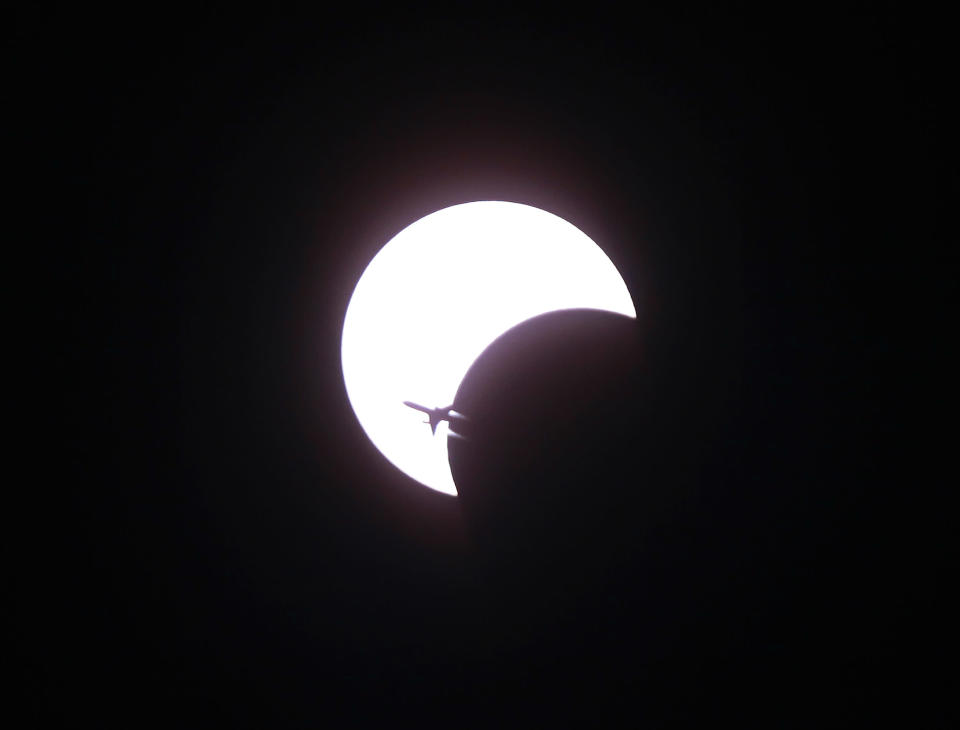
(340, 201, 635, 494)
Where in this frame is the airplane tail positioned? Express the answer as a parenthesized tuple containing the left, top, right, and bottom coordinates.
(427, 407, 453, 434)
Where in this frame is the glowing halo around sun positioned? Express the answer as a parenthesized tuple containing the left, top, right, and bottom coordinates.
(341, 201, 636, 495)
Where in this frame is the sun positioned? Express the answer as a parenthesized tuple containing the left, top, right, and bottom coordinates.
(341, 201, 635, 494)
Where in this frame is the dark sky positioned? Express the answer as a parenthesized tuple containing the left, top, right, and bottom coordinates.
(17, 5, 949, 726)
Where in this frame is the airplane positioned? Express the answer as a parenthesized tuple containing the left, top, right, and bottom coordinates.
(403, 401, 455, 435)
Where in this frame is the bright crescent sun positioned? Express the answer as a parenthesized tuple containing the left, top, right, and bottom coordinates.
(341, 201, 636, 495)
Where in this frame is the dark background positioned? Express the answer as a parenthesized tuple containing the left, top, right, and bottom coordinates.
(16, 4, 950, 726)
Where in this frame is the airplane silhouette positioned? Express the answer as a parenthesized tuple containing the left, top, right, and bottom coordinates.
(403, 401, 454, 435)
